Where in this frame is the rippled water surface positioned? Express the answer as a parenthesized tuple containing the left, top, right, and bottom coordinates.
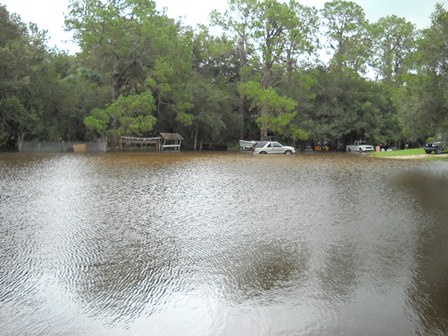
(1, 152, 448, 335)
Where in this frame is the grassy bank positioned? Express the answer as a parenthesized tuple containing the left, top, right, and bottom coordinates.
(372, 148, 423, 157)
(372, 148, 448, 160)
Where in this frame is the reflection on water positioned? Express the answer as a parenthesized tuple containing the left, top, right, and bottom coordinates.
(1, 152, 447, 335)
(399, 172, 448, 334)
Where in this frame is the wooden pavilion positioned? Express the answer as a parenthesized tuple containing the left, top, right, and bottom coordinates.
(160, 133, 183, 151)
(119, 136, 161, 151)
(119, 133, 184, 151)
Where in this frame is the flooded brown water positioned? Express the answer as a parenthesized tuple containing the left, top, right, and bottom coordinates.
(1, 151, 447, 336)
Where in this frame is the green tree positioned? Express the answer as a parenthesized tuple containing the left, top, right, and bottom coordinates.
(251, 0, 297, 89)
(210, 0, 258, 138)
(185, 73, 234, 149)
(189, 27, 240, 148)
(66, 0, 156, 100)
(0, 5, 50, 150)
(283, 0, 319, 82)
(66, 0, 194, 143)
(56, 62, 111, 141)
(369, 15, 417, 87)
(321, 0, 371, 73)
(239, 81, 298, 139)
(398, 4, 448, 142)
(84, 91, 156, 148)
(301, 68, 398, 148)
(212, 0, 317, 140)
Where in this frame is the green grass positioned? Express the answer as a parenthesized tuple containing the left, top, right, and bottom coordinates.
(372, 148, 424, 158)
(372, 147, 448, 160)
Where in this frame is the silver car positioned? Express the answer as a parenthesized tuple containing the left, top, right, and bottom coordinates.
(251, 141, 295, 155)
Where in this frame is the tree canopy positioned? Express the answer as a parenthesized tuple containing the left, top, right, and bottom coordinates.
(0, 0, 447, 151)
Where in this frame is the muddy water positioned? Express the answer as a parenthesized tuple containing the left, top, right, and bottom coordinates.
(0, 152, 447, 335)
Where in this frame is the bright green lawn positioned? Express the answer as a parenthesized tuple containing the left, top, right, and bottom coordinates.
(372, 148, 424, 157)
(372, 148, 448, 160)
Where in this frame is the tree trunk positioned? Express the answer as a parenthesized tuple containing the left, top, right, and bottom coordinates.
(110, 65, 121, 148)
(259, 102, 269, 140)
(194, 126, 198, 151)
(238, 37, 247, 140)
(99, 136, 108, 152)
(239, 95, 245, 139)
(17, 133, 24, 152)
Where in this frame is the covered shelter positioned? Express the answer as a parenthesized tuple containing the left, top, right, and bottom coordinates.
(119, 136, 161, 151)
(160, 133, 183, 151)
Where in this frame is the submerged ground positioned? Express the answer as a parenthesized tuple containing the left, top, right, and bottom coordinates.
(1, 151, 447, 335)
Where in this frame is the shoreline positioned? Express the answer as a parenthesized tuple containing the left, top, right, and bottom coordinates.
(378, 153, 448, 160)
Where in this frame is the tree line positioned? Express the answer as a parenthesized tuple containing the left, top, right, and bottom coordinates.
(1, 0, 447, 151)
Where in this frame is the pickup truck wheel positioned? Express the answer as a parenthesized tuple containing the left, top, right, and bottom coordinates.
(284, 150, 292, 155)
(425, 150, 431, 154)
(260, 151, 267, 154)
(436, 148, 442, 154)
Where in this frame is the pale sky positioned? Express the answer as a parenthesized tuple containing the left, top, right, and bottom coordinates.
(1, 0, 445, 53)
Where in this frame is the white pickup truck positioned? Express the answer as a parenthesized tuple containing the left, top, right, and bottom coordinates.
(346, 140, 374, 152)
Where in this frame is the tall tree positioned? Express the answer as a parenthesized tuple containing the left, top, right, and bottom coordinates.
(301, 68, 398, 148)
(253, 0, 314, 139)
(238, 81, 297, 139)
(66, 0, 156, 100)
(210, 0, 258, 138)
(251, 0, 295, 89)
(84, 90, 156, 147)
(369, 15, 417, 87)
(212, 0, 316, 140)
(66, 0, 194, 144)
(189, 27, 239, 148)
(0, 5, 49, 150)
(404, 4, 448, 140)
(320, 0, 370, 73)
(56, 61, 111, 141)
(282, 0, 319, 82)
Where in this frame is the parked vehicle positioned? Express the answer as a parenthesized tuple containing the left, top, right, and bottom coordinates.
(346, 140, 374, 152)
(251, 141, 295, 155)
(424, 141, 447, 154)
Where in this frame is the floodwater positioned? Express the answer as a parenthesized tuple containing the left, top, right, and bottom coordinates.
(0, 151, 447, 336)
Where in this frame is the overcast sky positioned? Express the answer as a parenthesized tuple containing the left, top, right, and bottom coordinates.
(1, 0, 445, 53)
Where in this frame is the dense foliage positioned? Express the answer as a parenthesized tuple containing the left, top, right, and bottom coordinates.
(0, 0, 447, 151)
